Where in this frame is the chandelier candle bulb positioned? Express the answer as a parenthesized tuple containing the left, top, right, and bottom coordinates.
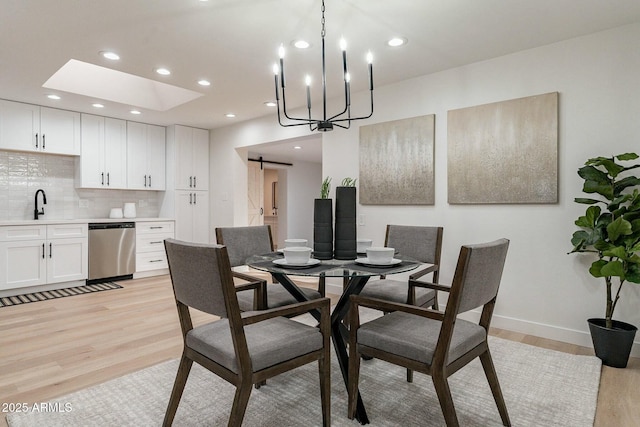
(305, 75, 312, 109)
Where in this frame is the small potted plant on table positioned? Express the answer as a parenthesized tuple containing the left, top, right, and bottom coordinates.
(569, 152, 640, 367)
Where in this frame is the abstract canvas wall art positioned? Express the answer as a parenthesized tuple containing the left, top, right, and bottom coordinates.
(359, 114, 435, 205)
(447, 92, 558, 204)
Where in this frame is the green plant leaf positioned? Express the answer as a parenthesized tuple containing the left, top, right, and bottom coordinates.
(575, 205, 601, 228)
(626, 263, 640, 284)
(598, 158, 625, 178)
(574, 198, 600, 205)
(614, 176, 640, 196)
(602, 246, 627, 259)
(578, 165, 609, 183)
(589, 259, 608, 277)
(600, 260, 625, 278)
(616, 153, 639, 161)
(607, 217, 632, 242)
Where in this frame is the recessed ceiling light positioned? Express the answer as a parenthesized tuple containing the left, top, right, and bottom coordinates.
(92, 103, 104, 108)
(387, 37, 407, 47)
(198, 79, 211, 86)
(293, 40, 310, 49)
(264, 101, 277, 107)
(100, 51, 120, 60)
(47, 94, 61, 100)
(225, 113, 236, 118)
(156, 68, 171, 76)
(294, 146, 302, 150)
(130, 110, 141, 115)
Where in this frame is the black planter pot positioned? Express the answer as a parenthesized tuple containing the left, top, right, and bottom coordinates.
(588, 318, 638, 368)
(313, 198, 333, 260)
(334, 186, 357, 260)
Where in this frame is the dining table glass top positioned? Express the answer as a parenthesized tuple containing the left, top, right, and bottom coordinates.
(245, 251, 421, 277)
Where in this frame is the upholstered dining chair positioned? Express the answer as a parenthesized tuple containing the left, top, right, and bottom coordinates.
(358, 224, 443, 382)
(348, 238, 511, 427)
(359, 224, 443, 309)
(163, 239, 331, 427)
(215, 225, 323, 311)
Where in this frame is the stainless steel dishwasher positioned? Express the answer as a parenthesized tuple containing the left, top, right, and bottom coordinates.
(88, 222, 136, 284)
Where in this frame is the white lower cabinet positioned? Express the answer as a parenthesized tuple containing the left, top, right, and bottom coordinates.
(0, 224, 88, 291)
(174, 191, 209, 243)
(135, 221, 174, 276)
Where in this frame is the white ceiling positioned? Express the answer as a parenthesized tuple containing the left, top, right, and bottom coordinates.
(2, 0, 640, 163)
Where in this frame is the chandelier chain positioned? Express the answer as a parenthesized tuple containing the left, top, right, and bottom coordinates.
(321, 0, 326, 38)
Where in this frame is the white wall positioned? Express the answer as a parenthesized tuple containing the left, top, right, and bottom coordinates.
(210, 23, 640, 355)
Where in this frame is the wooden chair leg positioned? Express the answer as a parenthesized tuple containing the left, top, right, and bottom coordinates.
(228, 381, 252, 427)
(319, 355, 331, 426)
(479, 350, 511, 427)
(406, 368, 414, 383)
(432, 373, 459, 427)
(163, 354, 193, 427)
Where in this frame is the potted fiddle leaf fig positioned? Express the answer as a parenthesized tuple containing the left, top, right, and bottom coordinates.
(569, 152, 640, 367)
(314, 177, 333, 260)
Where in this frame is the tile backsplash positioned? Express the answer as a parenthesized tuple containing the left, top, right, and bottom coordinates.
(0, 150, 162, 220)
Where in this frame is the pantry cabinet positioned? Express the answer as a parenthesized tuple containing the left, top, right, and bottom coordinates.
(76, 114, 127, 189)
(174, 125, 209, 191)
(126, 121, 166, 190)
(160, 125, 210, 243)
(0, 223, 88, 291)
(0, 99, 81, 155)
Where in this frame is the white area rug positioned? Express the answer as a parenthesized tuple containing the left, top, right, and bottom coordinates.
(7, 316, 601, 426)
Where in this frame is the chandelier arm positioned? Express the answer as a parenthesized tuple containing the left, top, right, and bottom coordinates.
(329, 89, 374, 123)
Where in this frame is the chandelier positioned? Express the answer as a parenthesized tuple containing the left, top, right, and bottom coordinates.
(272, 0, 374, 132)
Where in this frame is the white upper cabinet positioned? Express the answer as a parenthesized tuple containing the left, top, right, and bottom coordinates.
(174, 125, 209, 191)
(77, 114, 127, 189)
(126, 121, 166, 191)
(0, 99, 80, 155)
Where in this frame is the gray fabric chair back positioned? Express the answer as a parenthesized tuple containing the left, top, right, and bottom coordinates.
(164, 239, 230, 317)
(386, 225, 441, 264)
(216, 226, 273, 267)
(456, 238, 510, 314)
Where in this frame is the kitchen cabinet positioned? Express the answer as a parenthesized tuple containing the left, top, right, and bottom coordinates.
(126, 121, 166, 190)
(160, 125, 210, 243)
(76, 114, 127, 189)
(0, 99, 81, 155)
(173, 125, 209, 191)
(135, 220, 174, 277)
(174, 191, 209, 243)
(0, 223, 88, 291)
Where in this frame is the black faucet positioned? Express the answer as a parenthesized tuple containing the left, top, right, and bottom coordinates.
(34, 189, 47, 220)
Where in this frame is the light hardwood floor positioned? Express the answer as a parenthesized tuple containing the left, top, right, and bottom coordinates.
(1, 275, 638, 426)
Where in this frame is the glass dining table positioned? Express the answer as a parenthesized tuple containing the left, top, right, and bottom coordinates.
(246, 252, 421, 425)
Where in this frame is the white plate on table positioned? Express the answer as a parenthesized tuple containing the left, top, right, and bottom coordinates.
(355, 257, 402, 267)
(273, 258, 321, 268)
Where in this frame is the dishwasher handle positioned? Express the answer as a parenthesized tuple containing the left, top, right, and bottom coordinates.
(89, 222, 135, 230)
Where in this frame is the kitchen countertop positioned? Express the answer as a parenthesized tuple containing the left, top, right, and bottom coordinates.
(0, 218, 174, 226)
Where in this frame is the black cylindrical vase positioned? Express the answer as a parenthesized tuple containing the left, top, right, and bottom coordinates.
(313, 198, 333, 260)
(334, 186, 357, 260)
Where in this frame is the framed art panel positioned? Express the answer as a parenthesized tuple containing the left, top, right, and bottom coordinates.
(359, 114, 435, 205)
(447, 92, 558, 204)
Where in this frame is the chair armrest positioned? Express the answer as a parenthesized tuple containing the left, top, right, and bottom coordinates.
(350, 294, 443, 322)
(409, 278, 452, 293)
(241, 297, 331, 326)
(408, 264, 439, 281)
(231, 271, 267, 310)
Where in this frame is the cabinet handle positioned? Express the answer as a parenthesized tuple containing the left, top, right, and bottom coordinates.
(42, 243, 45, 259)
(101, 172, 104, 185)
(150, 226, 163, 229)
(149, 259, 163, 263)
(189, 193, 193, 204)
(35, 133, 39, 148)
(148, 175, 151, 187)
(107, 172, 110, 186)
(150, 241, 163, 244)
(144, 175, 147, 187)
(49, 243, 52, 258)
(189, 176, 193, 188)
(194, 176, 197, 188)
(193, 193, 197, 204)
(43, 134, 46, 149)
